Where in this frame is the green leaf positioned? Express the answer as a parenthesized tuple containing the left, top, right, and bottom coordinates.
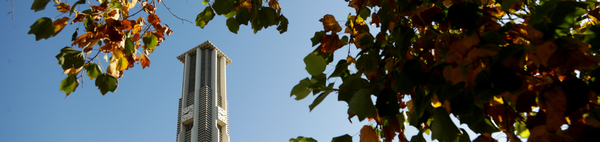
(95, 73, 118, 95)
(224, 10, 237, 19)
(309, 83, 334, 111)
(143, 35, 158, 52)
(457, 129, 471, 142)
(277, 15, 289, 34)
(55, 47, 84, 70)
(304, 53, 327, 76)
(410, 132, 426, 142)
(376, 88, 400, 119)
(467, 117, 499, 134)
(236, 7, 251, 25)
(331, 134, 352, 142)
(70, 0, 86, 15)
(311, 31, 327, 47)
(212, 0, 234, 15)
(31, 0, 51, 12)
(501, 0, 518, 12)
(291, 78, 312, 100)
(515, 121, 530, 138)
(124, 38, 134, 55)
(59, 74, 79, 96)
(226, 18, 240, 34)
(329, 60, 349, 79)
(341, 36, 349, 45)
(348, 88, 376, 121)
(196, 6, 216, 28)
(28, 17, 55, 40)
(431, 107, 460, 142)
(110, 0, 122, 9)
(84, 15, 93, 31)
(71, 28, 79, 41)
(258, 7, 279, 27)
(289, 136, 318, 142)
(202, 0, 209, 5)
(84, 63, 102, 80)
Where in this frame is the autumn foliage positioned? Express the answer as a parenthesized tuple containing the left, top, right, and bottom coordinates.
(291, 0, 600, 142)
(30, 0, 600, 141)
(29, 0, 286, 96)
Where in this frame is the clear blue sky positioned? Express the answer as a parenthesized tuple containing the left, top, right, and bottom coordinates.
(0, 1, 497, 142)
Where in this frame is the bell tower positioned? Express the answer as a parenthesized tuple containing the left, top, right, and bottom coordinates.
(176, 41, 231, 142)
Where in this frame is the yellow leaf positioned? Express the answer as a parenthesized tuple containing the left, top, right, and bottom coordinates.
(319, 14, 342, 33)
(268, 0, 281, 13)
(62, 66, 83, 75)
(132, 24, 142, 35)
(57, 2, 70, 13)
(431, 95, 442, 108)
(360, 125, 381, 142)
(106, 59, 121, 78)
(116, 57, 129, 71)
(113, 48, 124, 59)
(140, 53, 150, 69)
(53, 17, 69, 34)
(347, 55, 356, 64)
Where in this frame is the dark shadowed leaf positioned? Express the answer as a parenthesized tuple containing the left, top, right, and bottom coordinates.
(95, 73, 118, 95)
(31, 0, 51, 12)
(28, 17, 55, 40)
(304, 53, 326, 76)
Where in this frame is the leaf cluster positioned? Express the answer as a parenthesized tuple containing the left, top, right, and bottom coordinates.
(291, 0, 600, 142)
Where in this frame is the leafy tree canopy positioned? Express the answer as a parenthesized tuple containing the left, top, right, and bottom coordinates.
(30, 0, 600, 141)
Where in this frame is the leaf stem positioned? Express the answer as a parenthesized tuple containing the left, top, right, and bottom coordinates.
(161, 0, 193, 24)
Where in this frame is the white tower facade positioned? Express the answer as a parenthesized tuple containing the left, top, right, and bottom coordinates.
(176, 41, 231, 142)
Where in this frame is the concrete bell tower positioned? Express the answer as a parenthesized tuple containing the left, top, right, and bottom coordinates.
(176, 41, 231, 142)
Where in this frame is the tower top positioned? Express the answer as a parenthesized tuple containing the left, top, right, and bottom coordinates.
(176, 40, 232, 65)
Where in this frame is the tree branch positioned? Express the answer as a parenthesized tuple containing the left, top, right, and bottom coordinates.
(161, 0, 193, 24)
(6, 0, 14, 20)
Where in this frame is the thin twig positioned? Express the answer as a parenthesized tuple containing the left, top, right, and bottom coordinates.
(161, 0, 193, 24)
(6, 0, 14, 20)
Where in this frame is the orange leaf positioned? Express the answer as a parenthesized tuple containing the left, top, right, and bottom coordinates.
(319, 35, 344, 53)
(347, 55, 356, 64)
(57, 2, 70, 13)
(543, 87, 567, 132)
(72, 32, 96, 48)
(148, 13, 161, 26)
(319, 15, 342, 33)
(140, 54, 150, 69)
(143, 3, 156, 13)
(237, 1, 253, 13)
(53, 17, 69, 34)
(268, 0, 281, 13)
(121, 20, 134, 31)
(360, 125, 381, 142)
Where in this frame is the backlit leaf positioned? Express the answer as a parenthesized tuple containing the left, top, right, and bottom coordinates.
(291, 78, 312, 100)
(143, 35, 158, 52)
(116, 57, 129, 71)
(320, 14, 342, 33)
(196, 6, 216, 28)
(319, 35, 343, 53)
(57, 2, 70, 13)
(140, 53, 150, 69)
(84, 63, 102, 80)
(304, 53, 326, 76)
(59, 74, 79, 96)
(360, 125, 381, 142)
(289, 136, 318, 142)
